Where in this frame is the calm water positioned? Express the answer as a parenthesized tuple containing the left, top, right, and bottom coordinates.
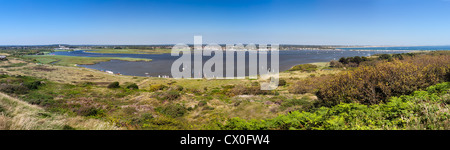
(50, 49, 420, 77)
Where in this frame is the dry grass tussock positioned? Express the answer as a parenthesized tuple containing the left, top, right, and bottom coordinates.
(0, 92, 121, 130)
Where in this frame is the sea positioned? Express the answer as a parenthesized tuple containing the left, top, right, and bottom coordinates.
(50, 46, 450, 77)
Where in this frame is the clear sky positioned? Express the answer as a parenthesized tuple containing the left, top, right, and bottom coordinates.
(1, 0, 450, 45)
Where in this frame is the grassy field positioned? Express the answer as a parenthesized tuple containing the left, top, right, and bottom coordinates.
(22, 55, 152, 66)
(0, 92, 119, 130)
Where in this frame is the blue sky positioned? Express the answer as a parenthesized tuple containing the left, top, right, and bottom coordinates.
(0, 0, 450, 45)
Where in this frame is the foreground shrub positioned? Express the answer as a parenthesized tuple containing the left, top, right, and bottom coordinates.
(378, 54, 392, 60)
(316, 54, 450, 106)
(221, 82, 450, 130)
(338, 56, 370, 66)
(126, 83, 139, 90)
(107, 82, 120, 89)
(278, 79, 287, 86)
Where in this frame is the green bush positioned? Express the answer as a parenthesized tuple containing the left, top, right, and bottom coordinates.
(78, 107, 106, 117)
(378, 54, 392, 60)
(337, 56, 370, 67)
(316, 54, 450, 106)
(278, 79, 287, 86)
(330, 60, 344, 68)
(392, 54, 404, 60)
(288, 64, 317, 72)
(339, 56, 369, 64)
(24, 80, 43, 90)
(107, 82, 120, 89)
(126, 83, 139, 90)
(156, 104, 188, 118)
(155, 90, 181, 101)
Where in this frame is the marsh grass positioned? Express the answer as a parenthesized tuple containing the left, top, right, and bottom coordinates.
(23, 55, 152, 66)
(0, 92, 120, 130)
(86, 48, 172, 54)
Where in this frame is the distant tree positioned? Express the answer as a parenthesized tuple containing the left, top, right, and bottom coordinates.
(339, 57, 348, 64)
(361, 56, 369, 61)
(392, 54, 404, 60)
(330, 60, 344, 68)
(378, 54, 392, 60)
(352, 56, 363, 64)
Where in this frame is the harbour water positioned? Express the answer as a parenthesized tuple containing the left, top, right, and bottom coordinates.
(51, 48, 428, 77)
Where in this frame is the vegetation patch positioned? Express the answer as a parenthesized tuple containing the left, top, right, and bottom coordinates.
(288, 64, 318, 72)
(220, 82, 450, 130)
(22, 55, 152, 66)
(154, 90, 181, 101)
(1, 63, 27, 68)
(316, 53, 450, 106)
(156, 104, 188, 118)
(107, 82, 120, 89)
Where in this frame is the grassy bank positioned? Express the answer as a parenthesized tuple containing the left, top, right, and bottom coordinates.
(0, 92, 120, 130)
(22, 55, 152, 66)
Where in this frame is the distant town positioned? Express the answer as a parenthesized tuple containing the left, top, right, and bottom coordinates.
(0, 44, 338, 52)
